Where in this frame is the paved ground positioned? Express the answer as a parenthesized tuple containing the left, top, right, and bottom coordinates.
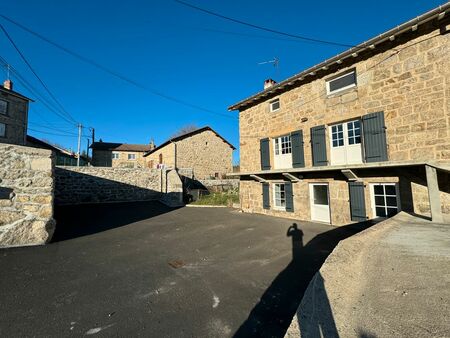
(286, 212, 450, 338)
(0, 202, 369, 337)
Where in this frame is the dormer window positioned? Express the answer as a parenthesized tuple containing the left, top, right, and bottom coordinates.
(269, 98, 280, 112)
(326, 69, 357, 95)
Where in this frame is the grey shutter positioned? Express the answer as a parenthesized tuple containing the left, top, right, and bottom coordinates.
(291, 130, 305, 168)
(348, 182, 366, 222)
(285, 182, 294, 212)
(262, 183, 270, 209)
(260, 138, 271, 170)
(362, 111, 388, 162)
(311, 125, 327, 166)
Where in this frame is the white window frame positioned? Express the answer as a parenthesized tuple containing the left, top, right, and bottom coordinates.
(128, 153, 136, 160)
(0, 99, 8, 115)
(0, 122, 5, 137)
(326, 70, 356, 95)
(369, 183, 401, 219)
(111, 152, 120, 160)
(274, 135, 292, 156)
(269, 98, 280, 112)
(273, 183, 286, 210)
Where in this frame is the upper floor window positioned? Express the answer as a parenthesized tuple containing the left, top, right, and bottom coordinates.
(111, 152, 119, 160)
(0, 99, 7, 115)
(326, 69, 356, 95)
(0, 123, 5, 137)
(128, 153, 136, 160)
(274, 135, 292, 155)
(269, 98, 280, 112)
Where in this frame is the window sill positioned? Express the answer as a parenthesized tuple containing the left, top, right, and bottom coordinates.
(326, 86, 357, 98)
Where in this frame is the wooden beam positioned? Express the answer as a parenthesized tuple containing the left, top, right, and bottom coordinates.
(250, 174, 267, 183)
(282, 173, 302, 182)
(341, 169, 359, 181)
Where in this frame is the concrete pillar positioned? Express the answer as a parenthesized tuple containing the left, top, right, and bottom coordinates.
(425, 165, 444, 223)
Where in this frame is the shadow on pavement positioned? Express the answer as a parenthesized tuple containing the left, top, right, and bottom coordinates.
(53, 201, 179, 242)
(234, 220, 373, 338)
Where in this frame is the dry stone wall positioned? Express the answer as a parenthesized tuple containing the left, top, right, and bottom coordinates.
(55, 166, 163, 205)
(0, 144, 55, 246)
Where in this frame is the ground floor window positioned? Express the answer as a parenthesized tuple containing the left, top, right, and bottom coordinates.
(0, 122, 5, 137)
(371, 183, 400, 218)
(273, 183, 286, 209)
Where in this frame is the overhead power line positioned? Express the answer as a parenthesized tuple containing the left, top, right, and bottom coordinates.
(0, 23, 78, 125)
(0, 56, 78, 126)
(0, 14, 235, 120)
(174, 0, 356, 48)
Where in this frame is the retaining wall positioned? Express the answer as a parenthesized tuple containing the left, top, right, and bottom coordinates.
(55, 166, 163, 205)
(0, 144, 55, 246)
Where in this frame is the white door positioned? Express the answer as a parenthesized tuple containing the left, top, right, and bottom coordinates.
(273, 135, 292, 169)
(330, 120, 363, 165)
(310, 183, 331, 223)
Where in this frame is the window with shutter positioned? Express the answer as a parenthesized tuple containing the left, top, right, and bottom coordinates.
(311, 125, 328, 166)
(262, 183, 270, 209)
(291, 130, 305, 168)
(260, 138, 271, 170)
(348, 182, 366, 222)
(362, 112, 388, 162)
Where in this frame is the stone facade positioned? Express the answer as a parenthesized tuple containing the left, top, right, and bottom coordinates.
(92, 149, 149, 168)
(0, 144, 55, 246)
(146, 128, 234, 179)
(0, 85, 30, 146)
(234, 17, 450, 225)
(55, 166, 163, 205)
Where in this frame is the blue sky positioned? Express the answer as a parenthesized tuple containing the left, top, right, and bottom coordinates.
(0, 0, 445, 163)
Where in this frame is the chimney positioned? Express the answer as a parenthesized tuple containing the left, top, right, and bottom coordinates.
(264, 78, 276, 90)
(3, 79, 12, 91)
(149, 138, 155, 149)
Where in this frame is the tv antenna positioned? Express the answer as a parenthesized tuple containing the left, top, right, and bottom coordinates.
(258, 57, 279, 76)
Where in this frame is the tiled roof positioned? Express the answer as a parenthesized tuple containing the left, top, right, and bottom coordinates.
(90, 142, 154, 152)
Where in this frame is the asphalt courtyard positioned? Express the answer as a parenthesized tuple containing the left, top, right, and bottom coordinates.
(0, 202, 369, 337)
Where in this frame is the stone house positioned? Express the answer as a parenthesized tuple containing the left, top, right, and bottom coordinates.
(144, 126, 235, 179)
(0, 79, 31, 146)
(229, 5, 450, 225)
(90, 141, 155, 168)
(26, 135, 89, 166)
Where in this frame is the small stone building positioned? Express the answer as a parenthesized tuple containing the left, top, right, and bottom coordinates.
(0, 79, 31, 146)
(90, 141, 155, 168)
(144, 126, 235, 179)
(229, 5, 450, 225)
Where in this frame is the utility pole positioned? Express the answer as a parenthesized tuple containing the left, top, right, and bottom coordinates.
(77, 123, 82, 167)
(86, 138, 90, 163)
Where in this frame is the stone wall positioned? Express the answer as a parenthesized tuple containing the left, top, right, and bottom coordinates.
(55, 166, 163, 205)
(198, 179, 239, 192)
(146, 142, 176, 169)
(0, 88, 29, 146)
(0, 144, 55, 246)
(146, 130, 234, 180)
(176, 130, 233, 179)
(239, 23, 450, 172)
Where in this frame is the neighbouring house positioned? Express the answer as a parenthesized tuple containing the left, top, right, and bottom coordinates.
(144, 126, 235, 179)
(26, 135, 89, 166)
(228, 4, 450, 225)
(0, 79, 32, 146)
(90, 140, 155, 167)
